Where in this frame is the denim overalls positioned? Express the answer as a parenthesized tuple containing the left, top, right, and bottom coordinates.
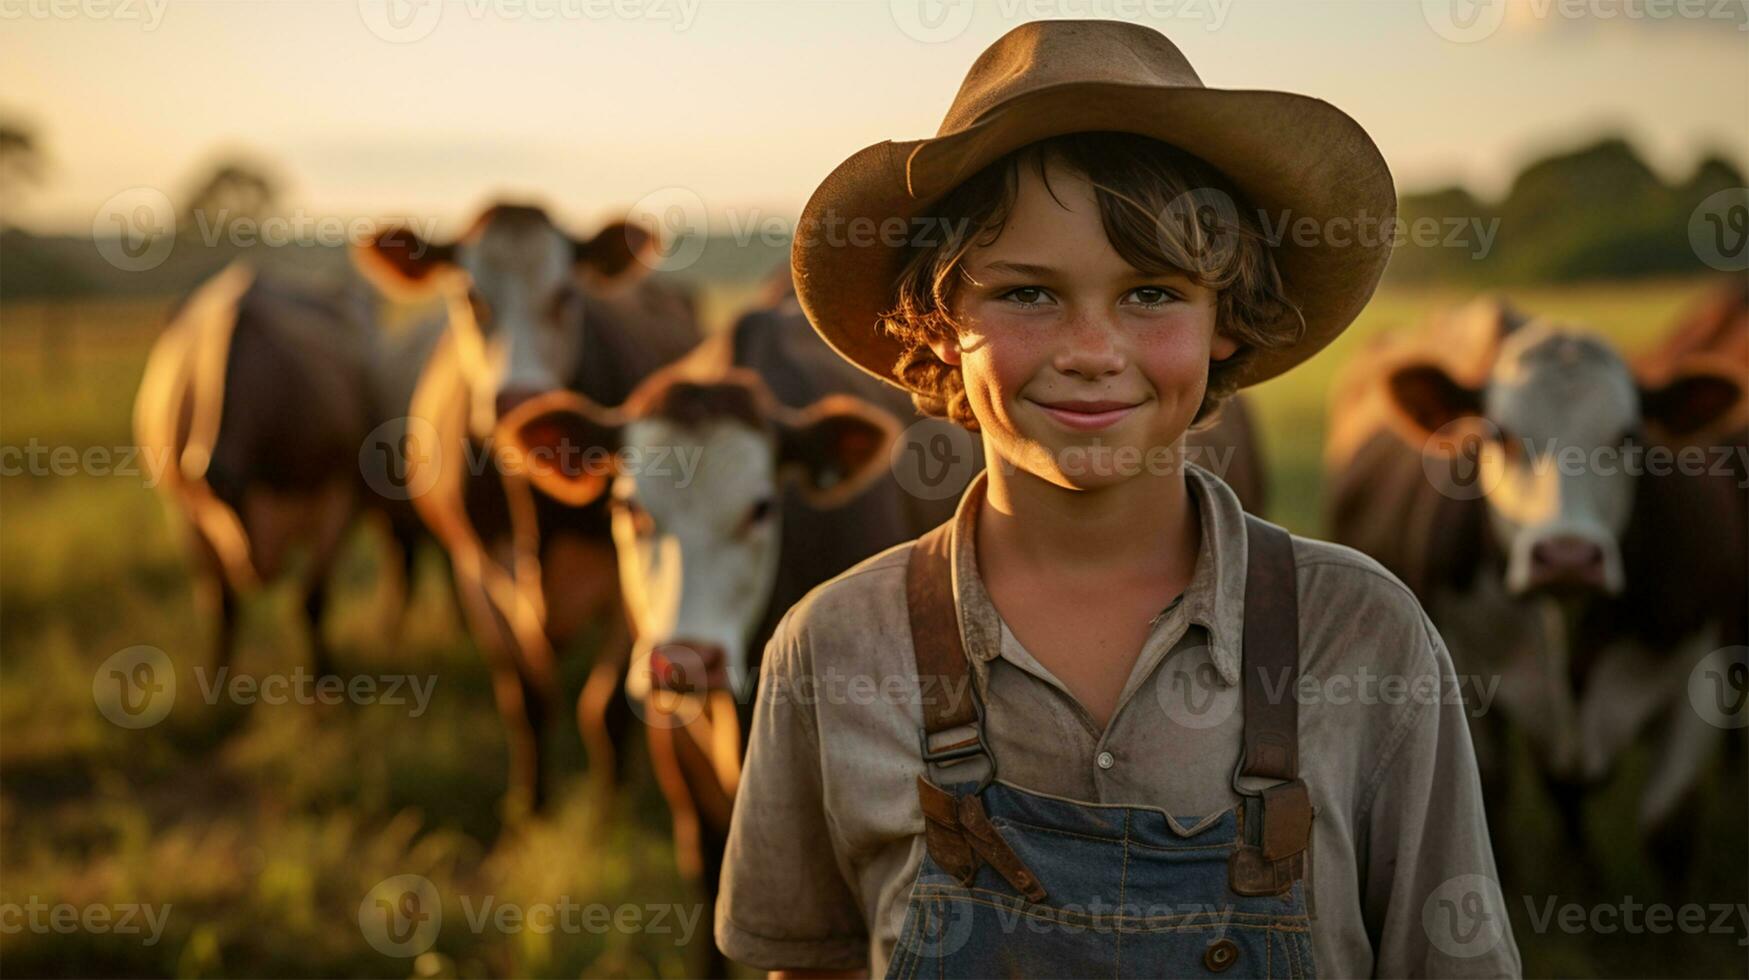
(886, 514, 1316, 979)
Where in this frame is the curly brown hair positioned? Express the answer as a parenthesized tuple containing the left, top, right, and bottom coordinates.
(875, 131, 1304, 433)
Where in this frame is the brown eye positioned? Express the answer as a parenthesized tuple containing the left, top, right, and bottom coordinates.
(743, 497, 774, 534)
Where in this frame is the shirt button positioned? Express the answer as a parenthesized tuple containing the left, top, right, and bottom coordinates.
(1096, 751, 1115, 770)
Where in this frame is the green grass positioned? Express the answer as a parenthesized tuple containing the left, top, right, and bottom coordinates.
(1, 280, 1743, 978)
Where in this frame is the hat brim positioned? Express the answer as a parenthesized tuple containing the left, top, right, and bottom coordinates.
(791, 81, 1397, 393)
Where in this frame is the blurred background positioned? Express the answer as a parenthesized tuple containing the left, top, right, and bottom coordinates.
(1, 1, 1745, 977)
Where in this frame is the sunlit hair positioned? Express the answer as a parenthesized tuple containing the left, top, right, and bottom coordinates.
(876, 131, 1303, 432)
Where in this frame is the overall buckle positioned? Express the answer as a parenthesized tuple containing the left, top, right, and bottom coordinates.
(1228, 778, 1313, 897)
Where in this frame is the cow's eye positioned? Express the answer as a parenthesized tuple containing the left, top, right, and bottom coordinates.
(548, 285, 582, 324)
(744, 497, 774, 533)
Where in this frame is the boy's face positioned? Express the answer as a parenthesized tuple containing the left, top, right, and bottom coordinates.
(931, 155, 1239, 491)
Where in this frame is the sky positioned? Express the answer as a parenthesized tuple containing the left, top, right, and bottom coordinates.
(2, 0, 1745, 236)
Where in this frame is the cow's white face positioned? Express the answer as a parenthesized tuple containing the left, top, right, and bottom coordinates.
(611, 419, 781, 701)
(354, 205, 658, 438)
(452, 216, 585, 436)
(497, 373, 899, 702)
(1388, 309, 1743, 601)
(1478, 324, 1640, 596)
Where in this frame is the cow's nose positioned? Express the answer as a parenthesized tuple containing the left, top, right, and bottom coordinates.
(649, 641, 730, 693)
(1528, 535, 1607, 591)
(495, 388, 544, 421)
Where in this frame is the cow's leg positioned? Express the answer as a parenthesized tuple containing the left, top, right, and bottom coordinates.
(646, 695, 737, 979)
(544, 535, 638, 801)
(299, 482, 355, 679)
(186, 523, 242, 671)
(450, 554, 549, 818)
(1640, 698, 1723, 899)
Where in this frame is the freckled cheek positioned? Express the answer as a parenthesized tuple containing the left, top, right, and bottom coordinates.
(957, 324, 1054, 399)
(1131, 325, 1213, 390)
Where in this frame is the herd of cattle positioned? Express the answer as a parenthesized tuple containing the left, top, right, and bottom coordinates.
(130, 203, 1746, 972)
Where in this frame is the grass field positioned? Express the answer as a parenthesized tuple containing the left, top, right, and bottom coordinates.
(1, 278, 1744, 978)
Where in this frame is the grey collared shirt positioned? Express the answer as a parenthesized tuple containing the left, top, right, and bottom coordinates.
(716, 462, 1521, 978)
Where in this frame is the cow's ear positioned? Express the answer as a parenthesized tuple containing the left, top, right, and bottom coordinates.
(353, 226, 457, 298)
(1386, 362, 1485, 438)
(777, 395, 899, 508)
(497, 392, 624, 506)
(1640, 365, 1743, 440)
(575, 220, 659, 288)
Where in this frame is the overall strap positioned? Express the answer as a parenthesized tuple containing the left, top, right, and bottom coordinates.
(905, 520, 1045, 902)
(1230, 513, 1315, 897)
(906, 521, 982, 759)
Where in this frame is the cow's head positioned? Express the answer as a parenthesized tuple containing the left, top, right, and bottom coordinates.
(1386, 307, 1743, 597)
(354, 203, 658, 437)
(498, 368, 897, 699)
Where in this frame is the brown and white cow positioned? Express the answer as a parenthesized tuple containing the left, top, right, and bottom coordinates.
(501, 365, 897, 977)
(135, 263, 419, 679)
(353, 203, 702, 815)
(1325, 295, 1746, 881)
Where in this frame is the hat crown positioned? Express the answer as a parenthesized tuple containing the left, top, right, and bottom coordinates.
(937, 20, 1205, 136)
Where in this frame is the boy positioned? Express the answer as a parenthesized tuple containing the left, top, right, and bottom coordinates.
(716, 20, 1519, 979)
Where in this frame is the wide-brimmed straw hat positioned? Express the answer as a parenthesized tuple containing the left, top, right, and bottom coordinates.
(791, 19, 1397, 392)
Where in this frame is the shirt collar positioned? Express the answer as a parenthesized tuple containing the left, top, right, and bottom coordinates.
(947, 460, 1249, 687)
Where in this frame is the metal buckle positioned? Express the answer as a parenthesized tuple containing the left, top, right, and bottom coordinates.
(917, 673, 996, 794)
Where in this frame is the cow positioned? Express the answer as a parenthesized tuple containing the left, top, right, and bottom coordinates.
(352, 203, 702, 816)
(1324, 295, 1746, 889)
(134, 263, 423, 680)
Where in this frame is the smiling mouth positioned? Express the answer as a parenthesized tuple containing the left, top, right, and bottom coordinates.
(1027, 398, 1144, 431)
